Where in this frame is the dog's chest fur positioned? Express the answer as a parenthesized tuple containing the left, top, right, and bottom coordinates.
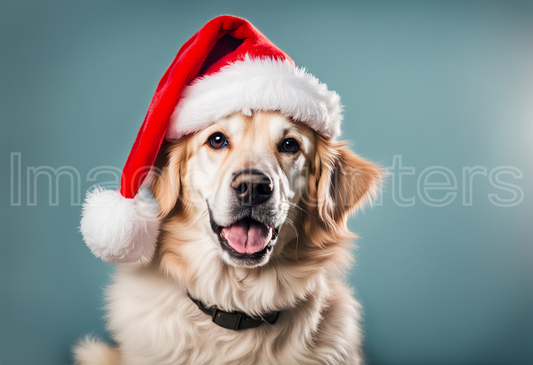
(105, 264, 363, 365)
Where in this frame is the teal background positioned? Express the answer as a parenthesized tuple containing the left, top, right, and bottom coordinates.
(1, 1, 532, 364)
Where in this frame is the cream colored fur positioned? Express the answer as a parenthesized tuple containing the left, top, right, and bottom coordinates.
(74, 111, 381, 365)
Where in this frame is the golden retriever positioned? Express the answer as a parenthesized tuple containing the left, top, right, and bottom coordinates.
(74, 110, 381, 365)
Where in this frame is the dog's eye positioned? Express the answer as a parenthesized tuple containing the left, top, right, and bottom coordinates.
(208, 132, 228, 149)
(280, 138, 300, 154)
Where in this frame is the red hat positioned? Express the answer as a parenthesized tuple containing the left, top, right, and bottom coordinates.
(80, 15, 343, 263)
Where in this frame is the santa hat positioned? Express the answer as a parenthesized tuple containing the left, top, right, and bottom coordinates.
(80, 15, 343, 263)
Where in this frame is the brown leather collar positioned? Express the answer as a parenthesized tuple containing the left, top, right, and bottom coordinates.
(188, 293, 280, 331)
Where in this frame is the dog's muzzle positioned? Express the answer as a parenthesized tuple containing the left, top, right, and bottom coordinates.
(208, 169, 285, 267)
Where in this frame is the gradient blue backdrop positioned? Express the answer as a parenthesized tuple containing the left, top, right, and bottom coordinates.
(1, 1, 532, 364)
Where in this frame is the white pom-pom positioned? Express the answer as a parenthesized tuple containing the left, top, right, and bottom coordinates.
(80, 187, 160, 263)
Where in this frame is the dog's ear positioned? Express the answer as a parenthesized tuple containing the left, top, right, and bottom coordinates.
(151, 139, 188, 217)
(307, 135, 382, 229)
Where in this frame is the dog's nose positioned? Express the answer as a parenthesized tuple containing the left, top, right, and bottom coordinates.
(231, 171, 273, 205)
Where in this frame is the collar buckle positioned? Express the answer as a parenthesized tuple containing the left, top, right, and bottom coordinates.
(189, 292, 280, 331)
(212, 306, 243, 330)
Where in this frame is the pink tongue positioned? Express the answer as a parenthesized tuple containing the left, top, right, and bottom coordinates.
(221, 219, 271, 254)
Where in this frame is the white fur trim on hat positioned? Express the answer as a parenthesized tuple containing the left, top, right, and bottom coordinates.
(80, 187, 160, 263)
(166, 55, 343, 141)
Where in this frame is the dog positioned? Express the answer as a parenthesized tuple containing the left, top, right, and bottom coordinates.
(74, 110, 381, 365)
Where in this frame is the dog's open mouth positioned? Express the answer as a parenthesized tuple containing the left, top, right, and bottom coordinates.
(220, 218, 273, 255)
(207, 205, 279, 265)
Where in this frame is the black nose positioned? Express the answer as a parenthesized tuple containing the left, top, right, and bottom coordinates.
(231, 171, 273, 205)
